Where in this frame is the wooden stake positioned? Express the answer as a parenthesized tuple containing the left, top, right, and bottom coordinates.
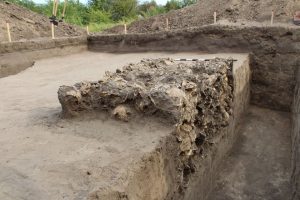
(86, 25, 89, 35)
(214, 12, 217, 24)
(166, 18, 169, 30)
(54, 0, 59, 17)
(62, 0, 67, 18)
(52, 0, 56, 16)
(51, 23, 55, 39)
(271, 10, 274, 25)
(6, 22, 12, 42)
(124, 24, 127, 34)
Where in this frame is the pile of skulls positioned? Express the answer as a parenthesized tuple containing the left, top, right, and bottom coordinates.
(58, 58, 233, 155)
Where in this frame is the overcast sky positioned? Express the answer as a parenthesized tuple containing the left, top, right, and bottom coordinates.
(33, 0, 169, 5)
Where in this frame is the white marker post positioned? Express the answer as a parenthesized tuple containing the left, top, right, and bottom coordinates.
(62, 0, 67, 19)
(214, 12, 217, 24)
(166, 18, 169, 30)
(51, 23, 55, 39)
(6, 22, 12, 42)
(86, 25, 89, 35)
(271, 10, 274, 25)
(124, 23, 127, 34)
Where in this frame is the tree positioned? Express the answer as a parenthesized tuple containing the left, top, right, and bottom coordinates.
(88, 9, 112, 24)
(138, 0, 157, 13)
(138, 0, 165, 18)
(111, 0, 138, 21)
(165, 0, 181, 11)
(88, 0, 111, 11)
(182, 0, 197, 7)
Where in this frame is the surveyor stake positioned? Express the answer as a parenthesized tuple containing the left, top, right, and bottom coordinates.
(6, 22, 12, 42)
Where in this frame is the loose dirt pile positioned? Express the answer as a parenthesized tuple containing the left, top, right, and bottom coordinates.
(0, 0, 85, 42)
(105, 0, 300, 34)
(58, 58, 233, 156)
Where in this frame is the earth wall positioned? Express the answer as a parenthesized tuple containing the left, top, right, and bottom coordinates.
(0, 36, 87, 78)
(88, 24, 300, 112)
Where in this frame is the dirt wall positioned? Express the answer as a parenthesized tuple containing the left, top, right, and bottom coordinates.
(120, 56, 247, 200)
(88, 24, 300, 111)
(0, 36, 87, 78)
(181, 57, 250, 200)
(292, 66, 300, 200)
(0, 36, 87, 54)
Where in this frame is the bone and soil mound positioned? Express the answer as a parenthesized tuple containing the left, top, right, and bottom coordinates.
(104, 0, 300, 34)
(58, 58, 234, 156)
(0, 0, 85, 42)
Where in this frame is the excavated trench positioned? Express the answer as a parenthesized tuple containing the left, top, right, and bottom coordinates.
(55, 52, 296, 200)
(85, 24, 300, 199)
(0, 24, 299, 200)
(56, 52, 294, 200)
(57, 55, 252, 199)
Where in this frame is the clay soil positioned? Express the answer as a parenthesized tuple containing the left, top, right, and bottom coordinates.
(105, 0, 300, 34)
(0, 0, 85, 42)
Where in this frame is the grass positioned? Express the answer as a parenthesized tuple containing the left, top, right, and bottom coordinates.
(88, 22, 121, 32)
(87, 18, 136, 32)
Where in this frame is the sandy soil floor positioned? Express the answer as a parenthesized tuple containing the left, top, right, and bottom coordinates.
(208, 106, 291, 200)
(0, 52, 248, 200)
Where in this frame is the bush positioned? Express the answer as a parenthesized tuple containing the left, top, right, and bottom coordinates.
(88, 9, 112, 24)
(138, 0, 166, 18)
(165, 0, 181, 11)
(111, 0, 138, 21)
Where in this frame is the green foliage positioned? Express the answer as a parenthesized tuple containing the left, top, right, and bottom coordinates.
(139, 0, 157, 12)
(88, 22, 119, 32)
(181, 0, 197, 7)
(7, 0, 197, 32)
(138, 0, 165, 18)
(88, 0, 111, 11)
(165, 0, 197, 11)
(88, 9, 112, 24)
(165, 0, 181, 11)
(63, 0, 90, 25)
(7, 0, 44, 13)
(111, 0, 138, 21)
(88, 18, 135, 32)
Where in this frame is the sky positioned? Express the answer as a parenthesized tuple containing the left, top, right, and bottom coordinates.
(33, 0, 169, 5)
(140, 0, 168, 5)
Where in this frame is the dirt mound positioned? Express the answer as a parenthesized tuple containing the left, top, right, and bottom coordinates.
(58, 58, 233, 156)
(105, 0, 300, 34)
(0, 0, 85, 42)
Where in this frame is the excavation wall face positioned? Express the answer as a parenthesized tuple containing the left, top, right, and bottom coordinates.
(88, 25, 300, 111)
(292, 67, 300, 200)
(0, 36, 87, 78)
(180, 56, 250, 200)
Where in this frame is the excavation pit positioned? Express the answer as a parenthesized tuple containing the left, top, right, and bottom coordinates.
(0, 52, 252, 200)
(57, 53, 251, 199)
